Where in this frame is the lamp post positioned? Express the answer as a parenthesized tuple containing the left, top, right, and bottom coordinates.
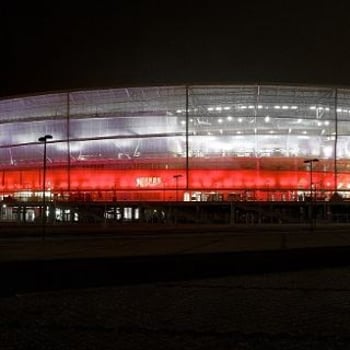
(38, 134, 53, 239)
(173, 174, 182, 201)
(304, 158, 319, 230)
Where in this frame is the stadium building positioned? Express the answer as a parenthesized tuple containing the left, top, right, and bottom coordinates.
(0, 84, 349, 223)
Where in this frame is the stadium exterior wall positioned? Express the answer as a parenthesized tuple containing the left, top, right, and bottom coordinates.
(0, 84, 349, 204)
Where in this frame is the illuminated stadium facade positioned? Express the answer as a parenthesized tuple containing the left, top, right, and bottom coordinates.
(1, 84, 350, 223)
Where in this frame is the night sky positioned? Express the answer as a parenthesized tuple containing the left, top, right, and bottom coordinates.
(2, 1, 350, 97)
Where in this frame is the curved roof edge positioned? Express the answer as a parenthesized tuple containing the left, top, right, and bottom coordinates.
(2, 80, 350, 101)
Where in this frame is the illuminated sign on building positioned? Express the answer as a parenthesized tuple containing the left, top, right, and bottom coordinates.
(136, 177, 162, 188)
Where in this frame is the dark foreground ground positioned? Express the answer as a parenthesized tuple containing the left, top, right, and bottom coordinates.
(2, 224, 350, 349)
(2, 267, 350, 349)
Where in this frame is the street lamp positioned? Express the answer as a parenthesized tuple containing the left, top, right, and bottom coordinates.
(304, 158, 319, 229)
(173, 174, 183, 201)
(304, 158, 319, 200)
(38, 134, 53, 239)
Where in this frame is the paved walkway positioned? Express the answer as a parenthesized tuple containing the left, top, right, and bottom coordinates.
(2, 265, 350, 349)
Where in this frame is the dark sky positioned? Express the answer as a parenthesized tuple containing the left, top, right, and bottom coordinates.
(2, 1, 350, 97)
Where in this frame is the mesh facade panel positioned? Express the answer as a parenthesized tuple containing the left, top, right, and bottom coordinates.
(0, 84, 349, 201)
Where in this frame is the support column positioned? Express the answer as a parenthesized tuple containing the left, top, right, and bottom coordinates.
(185, 85, 189, 191)
(67, 92, 71, 196)
(334, 88, 338, 193)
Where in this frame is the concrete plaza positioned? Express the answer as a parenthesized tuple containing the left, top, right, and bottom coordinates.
(2, 223, 350, 348)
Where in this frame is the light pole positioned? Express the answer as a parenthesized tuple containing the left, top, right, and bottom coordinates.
(38, 134, 53, 239)
(304, 158, 319, 229)
(173, 174, 182, 201)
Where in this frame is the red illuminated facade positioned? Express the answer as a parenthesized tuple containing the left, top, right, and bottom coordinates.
(0, 84, 349, 203)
